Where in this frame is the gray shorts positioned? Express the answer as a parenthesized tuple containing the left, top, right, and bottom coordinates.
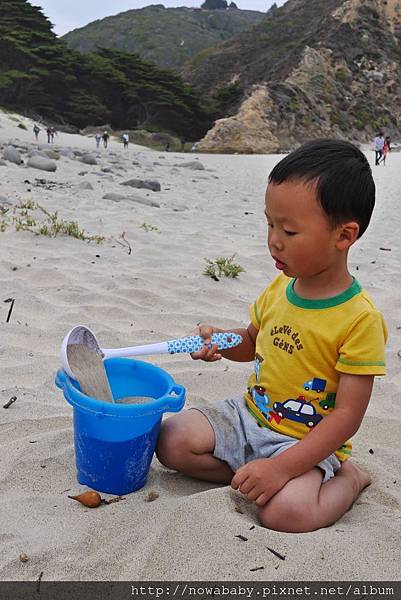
(193, 395, 341, 483)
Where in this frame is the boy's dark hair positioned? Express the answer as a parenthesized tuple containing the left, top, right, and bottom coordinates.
(268, 139, 375, 238)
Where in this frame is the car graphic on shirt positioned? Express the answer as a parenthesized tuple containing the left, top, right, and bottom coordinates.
(303, 377, 327, 394)
(319, 392, 336, 411)
(273, 396, 323, 428)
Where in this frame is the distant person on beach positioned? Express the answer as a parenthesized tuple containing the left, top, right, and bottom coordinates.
(380, 136, 391, 165)
(191, 142, 198, 152)
(33, 124, 40, 141)
(102, 131, 109, 149)
(165, 142, 170, 152)
(122, 133, 129, 149)
(95, 133, 102, 148)
(50, 127, 56, 143)
(157, 139, 387, 533)
(374, 132, 385, 165)
(46, 127, 52, 144)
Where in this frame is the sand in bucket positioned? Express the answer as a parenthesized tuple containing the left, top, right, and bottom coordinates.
(117, 396, 154, 404)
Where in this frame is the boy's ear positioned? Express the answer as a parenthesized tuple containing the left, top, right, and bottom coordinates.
(336, 221, 360, 249)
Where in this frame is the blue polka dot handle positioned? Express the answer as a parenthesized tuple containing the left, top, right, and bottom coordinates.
(66, 326, 245, 366)
(167, 332, 242, 354)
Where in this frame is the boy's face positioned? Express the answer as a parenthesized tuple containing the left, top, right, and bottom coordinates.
(265, 179, 343, 279)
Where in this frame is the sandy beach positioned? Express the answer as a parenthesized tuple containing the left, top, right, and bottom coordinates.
(0, 111, 400, 582)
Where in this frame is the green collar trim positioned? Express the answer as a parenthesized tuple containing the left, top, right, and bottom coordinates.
(286, 277, 361, 309)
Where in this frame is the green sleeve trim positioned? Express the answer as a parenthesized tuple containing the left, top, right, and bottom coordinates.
(253, 301, 261, 326)
(338, 357, 386, 367)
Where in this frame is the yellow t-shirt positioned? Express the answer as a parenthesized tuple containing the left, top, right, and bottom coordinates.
(246, 274, 387, 461)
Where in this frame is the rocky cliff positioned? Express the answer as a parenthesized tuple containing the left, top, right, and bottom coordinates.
(189, 0, 401, 153)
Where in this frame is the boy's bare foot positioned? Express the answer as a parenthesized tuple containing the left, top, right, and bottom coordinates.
(341, 460, 372, 495)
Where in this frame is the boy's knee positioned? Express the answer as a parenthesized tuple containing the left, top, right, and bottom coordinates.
(258, 492, 319, 533)
(156, 419, 191, 470)
(156, 410, 215, 471)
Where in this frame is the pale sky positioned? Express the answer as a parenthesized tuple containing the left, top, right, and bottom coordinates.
(32, 1, 286, 36)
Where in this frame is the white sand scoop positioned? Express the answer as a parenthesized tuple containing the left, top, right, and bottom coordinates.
(61, 325, 243, 380)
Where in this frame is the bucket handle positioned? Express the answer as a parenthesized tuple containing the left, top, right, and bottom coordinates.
(163, 383, 185, 412)
(55, 368, 67, 391)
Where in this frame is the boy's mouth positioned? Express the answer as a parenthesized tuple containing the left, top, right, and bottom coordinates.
(272, 256, 287, 270)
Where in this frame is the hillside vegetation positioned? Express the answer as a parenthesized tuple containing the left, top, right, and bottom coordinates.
(63, 5, 264, 71)
(0, 0, 212, 139)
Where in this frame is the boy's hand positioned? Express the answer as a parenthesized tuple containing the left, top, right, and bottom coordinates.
(231, 457, 290, 506)
(190, 323, 222, 362)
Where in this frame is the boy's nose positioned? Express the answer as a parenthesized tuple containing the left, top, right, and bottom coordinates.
(268, 231, 284, 251)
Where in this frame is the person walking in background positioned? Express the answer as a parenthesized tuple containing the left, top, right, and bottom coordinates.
(95, 132, 101, 149)
(102, 131, 109, 149)
(374, 132, 385, 166)
(46, 126, 52, 144)
(122, 133, 129, 149)
(50, 127, 56, 143)
(33, 124, 40, 141)
(380, 136, 391, 166)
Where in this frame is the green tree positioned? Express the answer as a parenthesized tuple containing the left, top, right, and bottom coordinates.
(201, 0, 228, 9)
(0, 0, 75, 115)
(0, 0, 213, 139)
(212, 82, 244, 117)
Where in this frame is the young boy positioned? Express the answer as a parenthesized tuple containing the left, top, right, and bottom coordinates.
(156, 139, 387, 533)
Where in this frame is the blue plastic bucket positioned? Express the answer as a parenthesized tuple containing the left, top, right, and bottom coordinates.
(55, 357, 185, 494)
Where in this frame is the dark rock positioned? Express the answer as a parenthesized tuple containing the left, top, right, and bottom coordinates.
(81, 153, 98, 165)
(121, 179, 161, 192)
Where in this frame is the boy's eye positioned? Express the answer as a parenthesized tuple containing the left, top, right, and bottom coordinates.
(284, 230, 297, 236)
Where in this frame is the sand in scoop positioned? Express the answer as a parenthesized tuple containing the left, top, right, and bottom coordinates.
(66, 344, 153, 404)
(67, 343, 114, 402)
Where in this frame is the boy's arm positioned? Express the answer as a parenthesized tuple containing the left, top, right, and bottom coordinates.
(191, 323, 257, 362)
(231, 373, 374, 505)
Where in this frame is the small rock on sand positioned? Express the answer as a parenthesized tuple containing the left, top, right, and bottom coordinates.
(121, 179, 161, 192)
(3, 146, 22, 165)
(81, 153, 98, 165)
(78, 181, 94, 190)
(27, 156, 57, 172)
